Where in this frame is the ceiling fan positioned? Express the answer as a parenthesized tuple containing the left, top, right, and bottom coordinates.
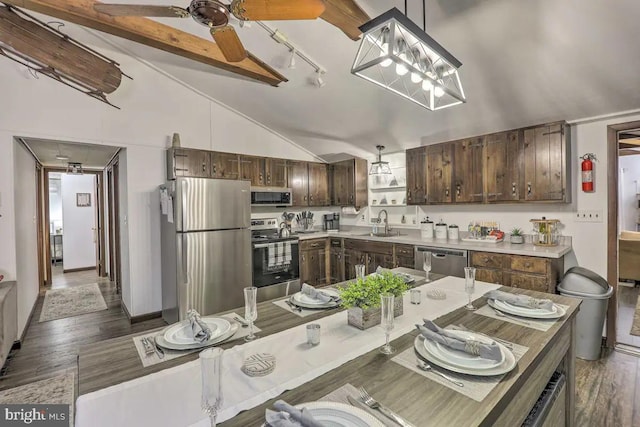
(94, 0, 327, 63)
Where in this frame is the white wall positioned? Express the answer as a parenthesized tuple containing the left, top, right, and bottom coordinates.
(619, 155, 640, 232)
(61, 174, 97, 270)
(13, 142, 39, 338)
(0, 29, 318, 318)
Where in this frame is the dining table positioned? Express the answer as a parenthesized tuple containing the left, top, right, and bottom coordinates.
(75, 269, 580, 426)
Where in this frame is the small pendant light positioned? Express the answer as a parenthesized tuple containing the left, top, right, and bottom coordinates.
(369, 145, 392, 175)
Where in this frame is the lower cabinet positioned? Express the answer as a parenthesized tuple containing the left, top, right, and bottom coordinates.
(344, 239, 394, 278)
(470, 251, 563, 293)
(299, 239, 327, 287)
(394, 244, 415, 268)
(329, 238, 345, 284)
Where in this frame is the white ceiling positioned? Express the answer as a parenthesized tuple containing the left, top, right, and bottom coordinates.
(22, 138, 120, 168)
(20, 0, 640, 158)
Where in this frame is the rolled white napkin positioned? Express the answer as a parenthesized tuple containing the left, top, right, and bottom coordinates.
(300, 283, 333, 303)
(416, 320, 503, 362)
(186, 309, 212, 343)
(485, 290, 554, 311)
(265, 400, 324, 427)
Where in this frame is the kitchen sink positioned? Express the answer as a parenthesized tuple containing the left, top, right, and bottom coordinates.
(355, 232, 408, 238)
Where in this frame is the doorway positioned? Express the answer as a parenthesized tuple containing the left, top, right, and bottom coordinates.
(615, 128, 640, 348)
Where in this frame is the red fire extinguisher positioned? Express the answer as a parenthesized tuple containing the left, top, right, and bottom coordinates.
(580, 153, 597, 192)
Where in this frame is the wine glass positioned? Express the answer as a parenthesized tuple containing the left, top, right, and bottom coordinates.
(200, 347, 223, 427)
(423, 252, 432, 282)
(243, 287, 258, 341)
(355, 264, 366, 280)
(380, 293, 395, 354)
(464, 267, 477, 311)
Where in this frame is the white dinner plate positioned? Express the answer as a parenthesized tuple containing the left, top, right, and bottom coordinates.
(415, 335, 517, 377)
(163, 317, 231, 345)
(494, 299, 557, 316)
(425, 330, 504, 370)
(489, 299, 566, 319)
(155, 320, 239, 351)
(293, 289, 340, 305)
(294, 401, 384, 427)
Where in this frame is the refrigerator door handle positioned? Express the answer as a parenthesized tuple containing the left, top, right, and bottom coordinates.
(181, 179, 188, 230)
(182, 234, 188, 284)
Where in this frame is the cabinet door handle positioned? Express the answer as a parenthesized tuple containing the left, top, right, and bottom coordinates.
(524, 263, 531, 268)
(304, 195, 308, 201)
(302, 254, 306, 262)
(445, 188, 450, 197)
(267, 174, 271, 184)
(212, 165, 217, 175)
(259, 173, 263, 182)
(202, 163, 207, 172)
(456, 184, 461, 197)
(512, 182, 517, 196)
(407, 190, 412, 201)
(309, 195, 314, 202)
(527, 182, 532, 195)
(482, 257, 489, 263)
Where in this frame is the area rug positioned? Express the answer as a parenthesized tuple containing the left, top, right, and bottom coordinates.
(630, 293, 640, 337)
(39, 283, 107, 322)
(0, 373, 74, 426)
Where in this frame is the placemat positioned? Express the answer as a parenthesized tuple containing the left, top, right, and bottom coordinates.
(392, 337, 528, 402)
(272, 298, 341, 318)
(474, 303, 570, 332)
(133, 314, 261, 367)
(319, 383, 394, 426)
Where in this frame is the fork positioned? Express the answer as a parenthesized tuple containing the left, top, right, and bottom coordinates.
(140, 337, 154, 356)
(285, 300, 302, 312)
(492, 308, 531, 325)
(358, 387, 414, 427)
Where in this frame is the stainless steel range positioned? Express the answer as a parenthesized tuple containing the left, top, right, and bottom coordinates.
(251, 218, 300, 301)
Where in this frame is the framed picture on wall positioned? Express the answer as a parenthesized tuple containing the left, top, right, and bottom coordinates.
(77, 193, 91, 207)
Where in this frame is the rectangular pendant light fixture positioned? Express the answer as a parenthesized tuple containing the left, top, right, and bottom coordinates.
(351, 8, 466, 111)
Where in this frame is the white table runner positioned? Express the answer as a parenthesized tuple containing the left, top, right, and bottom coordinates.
(75, 278, 499, 427)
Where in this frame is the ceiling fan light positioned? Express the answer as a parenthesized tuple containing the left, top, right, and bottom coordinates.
(351, 8, 465, 111)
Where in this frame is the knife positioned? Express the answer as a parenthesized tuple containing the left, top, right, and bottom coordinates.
(347, 395, 414, 427)
(150, 336, 165, 359)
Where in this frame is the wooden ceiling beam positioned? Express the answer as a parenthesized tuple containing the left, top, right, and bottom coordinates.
(2, 0, 288, 86)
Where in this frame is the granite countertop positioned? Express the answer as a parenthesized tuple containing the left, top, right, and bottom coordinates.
(294, 230, 571, 259)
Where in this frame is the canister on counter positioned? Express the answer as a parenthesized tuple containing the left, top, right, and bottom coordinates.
(435, 219, 448, 239)
(421, 217, 434, 239)
(448, 224, 459, 240)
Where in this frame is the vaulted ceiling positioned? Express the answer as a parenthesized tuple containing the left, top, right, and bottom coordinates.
(15, 1, 640, 158)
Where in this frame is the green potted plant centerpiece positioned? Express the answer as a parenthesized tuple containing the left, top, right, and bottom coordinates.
(338, 271, 409, 330)
(510, 227, 525, 244)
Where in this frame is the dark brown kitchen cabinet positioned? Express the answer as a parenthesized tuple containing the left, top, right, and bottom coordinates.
(426, 143, 453, 203)
(393, 244, 415, 268)
(344, 248, 366, 280)
(329, 238, 344, 284)
(239, 155, 265, 186)
(211, 151, 240, 179)
(299, 239, 327, 287)
(523, 122, 570, 202)
(484, 131, 521, 202)
(344, 239, 394, 277)
(330, 158, 368, 208)
(265, 158, 287, 187)
(167, 148, 211, 179)
(453, 138, 484, 203)
(406, 146, 427, 205)
(308, 162, 330, 206)
(287, 161, 309, 206)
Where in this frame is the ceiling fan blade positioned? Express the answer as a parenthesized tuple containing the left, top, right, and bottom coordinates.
(321, 0, 370, 40)
(93, 4, 190, 18)
(211, 26, 247, 63)
(230, 0, 325, 21)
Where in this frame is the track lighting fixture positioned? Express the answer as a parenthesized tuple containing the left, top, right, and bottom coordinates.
(314, 70, 326, 88)
(288, 49, 296, 69)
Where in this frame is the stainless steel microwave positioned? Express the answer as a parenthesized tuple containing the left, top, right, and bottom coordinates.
(250, 187, 293, 207)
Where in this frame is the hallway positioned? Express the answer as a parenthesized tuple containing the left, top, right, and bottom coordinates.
(49, 266, 108, 290)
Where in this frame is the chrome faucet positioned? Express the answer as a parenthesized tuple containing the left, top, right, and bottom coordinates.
(377, 209, 390, 235)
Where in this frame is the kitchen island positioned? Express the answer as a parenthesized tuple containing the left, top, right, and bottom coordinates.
(76, 271, 579, 426)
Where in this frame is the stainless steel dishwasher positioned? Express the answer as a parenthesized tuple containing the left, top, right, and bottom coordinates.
(414, 246, 468, 278)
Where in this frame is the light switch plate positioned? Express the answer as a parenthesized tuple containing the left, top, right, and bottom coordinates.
(575, 210, 603, 222)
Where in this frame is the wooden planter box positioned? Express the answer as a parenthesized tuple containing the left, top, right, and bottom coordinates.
(347, 298, 403, 330)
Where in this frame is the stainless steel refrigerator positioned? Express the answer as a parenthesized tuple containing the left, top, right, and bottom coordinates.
(160, 178, 252, 324)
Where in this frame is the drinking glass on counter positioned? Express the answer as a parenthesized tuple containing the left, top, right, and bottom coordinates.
(355, 264, 366, 280)
(423, 252, 432, 282)
(380, 293, 395, 355)
(464, 267, 477, 311)
(243, 287, 258, 341)
(200, 348, 223, 427)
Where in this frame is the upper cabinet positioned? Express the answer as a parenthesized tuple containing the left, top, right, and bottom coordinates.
(404, 121, 570, 205)
(211, 151, 240, 180)
(265, 158, 288, 188)
(287, 160, 310, 206)
(453, 138, 484, 203)
(523, 123, 570, 202)
(330, 158, 368, 208)
(484, 131, 521, 202)
(239, 155, 265, 186)
(167, 148, 211, 179)
(426, 143, 453, 204)
(308, 162, 330, 206)
(406, 146, 427, 205)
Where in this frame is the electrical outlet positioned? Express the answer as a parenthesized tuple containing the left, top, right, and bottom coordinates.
(575, 210, 603, 223)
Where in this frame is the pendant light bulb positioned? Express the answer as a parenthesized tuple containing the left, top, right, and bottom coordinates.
(379, 27, 392, 67)
(434, 85, 445, 97)
(395, 39, 409, 76)
(410, 49, 422, 83)
(422, 79, 433, 91)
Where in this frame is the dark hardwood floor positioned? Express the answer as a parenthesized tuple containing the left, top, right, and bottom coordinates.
(2, 270, 640, 426)
(0, 269, 165, 392)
